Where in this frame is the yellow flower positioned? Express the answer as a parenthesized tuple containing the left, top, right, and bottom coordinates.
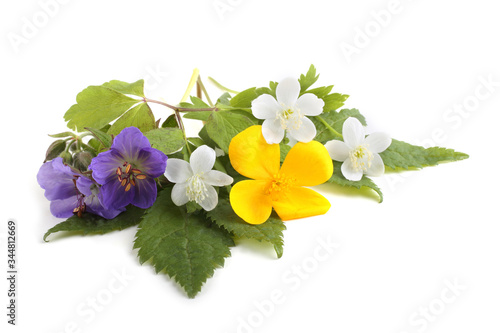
(228, 125, 333, 224)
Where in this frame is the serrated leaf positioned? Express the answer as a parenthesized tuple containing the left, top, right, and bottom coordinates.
(134, 190, 234, 298)
(144, 127, 185, 155)
(299, 64, 319, 93)
(107, 102, 155, 136)
(102, 79, 145, 97)
(322, 93, 349, 113)
(328, 161, 383, 202)
(207, 199, 286, 258)
(205, 111, 254, 153)
(380, 139, 469, 170)
(217, 92, 231, 106)
(64, 85, 140, 132)
(85, 127, 113, 148)
(43, 205, 146, 242)
(180, 96, 211, 109)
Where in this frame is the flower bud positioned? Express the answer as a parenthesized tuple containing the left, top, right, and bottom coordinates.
(73, 151, 93, 171)
(44, 140, 67, 162)
(59, 151, 73, 165)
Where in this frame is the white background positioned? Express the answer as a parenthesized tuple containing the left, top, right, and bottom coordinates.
(1, 0, 499, 332)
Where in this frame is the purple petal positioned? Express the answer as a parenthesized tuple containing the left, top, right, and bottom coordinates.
(50, 196, 79, 218)
(136, 147, 168, 178)
(99, 179, 134, 210)
(131, 177, 158, 209)
(89, 149, 124, 185)
(85, 194, 125, 219)
(76, 176, 94, 196)
(111, 127, 152, 162)
(37, 158, 78, 201)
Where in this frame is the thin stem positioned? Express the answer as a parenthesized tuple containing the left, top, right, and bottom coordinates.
(317, 116, 343, 138)
(144, 97, 217, 112)
(180, 68, 200, 103)
(207, 76, 240, 95)
(197, 76, 214, 106)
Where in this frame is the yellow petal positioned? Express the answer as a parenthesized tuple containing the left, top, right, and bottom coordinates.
(230, 179, 273, 225)
(228, 125, 280, 180)
(272, 186, 331, 221)
(280, 141, 333, 186)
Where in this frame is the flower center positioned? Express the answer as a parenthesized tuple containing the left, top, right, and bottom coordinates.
(116, 162, 147, 192)
(277, 105, 303, 130)
(186, 174, 208, 204)
(71, 177, 86, 218)
(268, 173, 295, 200)
(349, 145, 374, 172)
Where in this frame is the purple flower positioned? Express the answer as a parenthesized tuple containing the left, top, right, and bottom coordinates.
(37, 157, 124, 219)
(89, 127, 167, 210)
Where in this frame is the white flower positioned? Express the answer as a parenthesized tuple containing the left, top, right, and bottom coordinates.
(324, 117, 391, 181)
(252, 78, 325, 144)
(165, 145, 233, 211)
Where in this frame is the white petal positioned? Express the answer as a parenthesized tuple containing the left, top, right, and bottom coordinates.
(366, 153, 385, 177)
(171, 182, 190, 206)
(190, 145, 216, 175)
(342, 117, 365, 148)
(364, 132, 392, 153)
(287, 116, 316, 143)
(198, 185, 218, 211)
(165, 158, 192, 183)
(276, 77, 300, 107)
(341, 159, 363, 181)
(324, 140, 350, 161)
(262, 118, 285, 144)
(252, 94, 281, 120)
(296, 93, 324, 116)
(202, 170, 233, 186)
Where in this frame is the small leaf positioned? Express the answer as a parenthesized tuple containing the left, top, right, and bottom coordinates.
(179, 96, 210, 109)
(85, 127, 113, 148)
(312, 108, 367, 143)
(162, 114, 178, 128)
(380, 139, 469, 170)
(134, 190, 234, 298)
(102, 79, 146, 97)
(182, 111, 213, 121)
(299, 64, 319, 93)
(65, 85, 140, 131)
(230, 87, 259, 109)
(43, 205, 146, 242)
(48, 131, 75, 138)
(216, 92, 231, 106)
(107, 102, 156, 136)
(205, 111, 254, 153)
(207, 199, 286, 258)
(145, 127, 185, 155)
(322, 93, 349, 113)
(328, 161, 383, 203)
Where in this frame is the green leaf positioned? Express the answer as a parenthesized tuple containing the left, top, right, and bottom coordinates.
(162, 114, 178, 128)
(145, 127, 185, 155)
(380, 139, 469, 170)
(182, 111, 213, 121)
(102, 79, 145, 97)
(134, 190, 234, 298)
(48, 131, 75, 138)
(64, 85, 139, 132)
(279, 141, 291, 163)
(322, 93, 350, 113)
(205, 111, 254, 153)
(328, 161, 383, 202)
(43, 205, 146, 242)
(107, 102, 156, 136)
(207, 199, 286, 258)
(217, 92, 231, 106)
(312, 109, 367, 143)
(230, 87, 259, 109)
(299, 64, 319, 93)
(85, 127, 113, 148)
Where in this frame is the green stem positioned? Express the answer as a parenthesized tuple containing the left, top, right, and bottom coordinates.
(207, 76, 240, 95)
(180, 68, 200, 103)
(197, 76, 214, 106)
(143, 98, 217, 112)
(317, 116, 343, 138)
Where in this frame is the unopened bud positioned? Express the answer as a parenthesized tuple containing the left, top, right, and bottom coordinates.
(59, 151, 73, 165)
(45, 140, 67, 162)
(73, 151, 93, 171)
